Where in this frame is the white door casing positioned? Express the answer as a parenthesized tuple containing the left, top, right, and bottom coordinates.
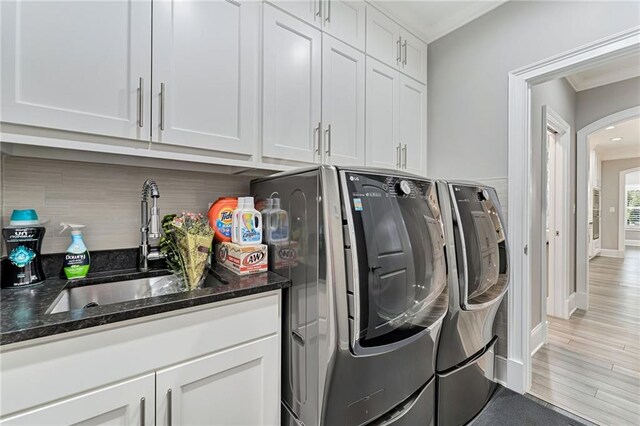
(156, 336, 280, 426)
(152, 0, 259, 155)
(263, 4, 322, 163)
(1, 0, 151, 140)
(619, 166, 640, 253)
(507, 27, 640, 394)
(366, 57, 400, 170)
(399, 74, 427, 175)
(0, 374, 155, 426)
(322, 34, 365, 166)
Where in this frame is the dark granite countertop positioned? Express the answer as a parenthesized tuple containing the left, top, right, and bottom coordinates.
(1, 261, 290, 346)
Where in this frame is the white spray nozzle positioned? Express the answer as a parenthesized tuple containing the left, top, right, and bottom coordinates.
(60, 223, 86, 235)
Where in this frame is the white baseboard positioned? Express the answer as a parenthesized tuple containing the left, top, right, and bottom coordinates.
(505, 357, 526, 394)
(600, 249, 623, 258)
(530, 322, 546, 356)
(495, 355, 507, 386)
(567, 293, 577, 317)
(625, 240, 640, 247)
(576, 292, 588, 310)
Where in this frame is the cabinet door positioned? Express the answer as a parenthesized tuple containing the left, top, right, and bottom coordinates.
(366, 58, 399, 170)
(1, 0, 151, 140)
(322, 35, 365, 166)
(0, 374, 154, 426)
(152, 0, 259, 155)
(156, 336, 280, 426)
(399, 29, 428, 84)
(365, 6, 400, 69)
(268, 0, 322, 29)
(263, 5, 322, 163)
(323, 0, 366, 51)
(399, 75, 427, 176)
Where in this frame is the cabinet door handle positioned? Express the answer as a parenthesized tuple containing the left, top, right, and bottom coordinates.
(325, 0, 330, 22)
(160, 83, 166, 131)
(140, 397, 145, 426)
(396, 143, 401, 168)
(325, 124, 331, 156)
(314, 122, 321, 157)
(167, 389, 172, 426)
(315, 0, 321, 18)
(396, 37, 402, 64)
(402, 144, 407, 168)
(402, 40, 407, 66)
(138, 77, 144, 128)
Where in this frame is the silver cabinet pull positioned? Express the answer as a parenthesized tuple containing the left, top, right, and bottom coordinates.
(140, 397, 145, 426)
(396, 143, 401, 168)
(314, 122, 321, 157)
(315, 0, 321, 18)
(167, 389, 172, 426)
(160, 83, 166, 131)
(325, 0, 330, 23)
(402, 40, 407, 66)
(325, 124, 331, 156)
(402, 144, 407, 168)
(396, 37, 402, 64)
(138, 77, 144, 128)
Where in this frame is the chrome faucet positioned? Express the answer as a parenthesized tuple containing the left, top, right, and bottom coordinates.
(139, 179, 165, 271)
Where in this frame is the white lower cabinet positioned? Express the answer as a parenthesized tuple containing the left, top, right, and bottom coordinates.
(322, 34, 365, 166)
(1, 374, 155, 426)
(0, 293, 281, 426)
(156, 336, 279, 426)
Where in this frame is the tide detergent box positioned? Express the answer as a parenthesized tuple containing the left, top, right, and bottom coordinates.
(215, 242, 268, 275)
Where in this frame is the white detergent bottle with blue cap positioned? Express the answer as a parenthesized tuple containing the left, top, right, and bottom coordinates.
(60, 223, 90, 279)
(237, 197, 262, 245)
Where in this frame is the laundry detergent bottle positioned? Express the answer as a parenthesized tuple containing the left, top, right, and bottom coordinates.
(232, 197, 246, 244)
(267, 198, 289, 243)
(237, 197, 262, 245)
(60, 223, 90, 279)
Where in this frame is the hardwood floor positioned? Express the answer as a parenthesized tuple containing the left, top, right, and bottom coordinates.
(530, 246, 640, 426)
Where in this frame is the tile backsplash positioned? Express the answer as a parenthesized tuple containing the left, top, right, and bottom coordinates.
(1, 155, 251, 254)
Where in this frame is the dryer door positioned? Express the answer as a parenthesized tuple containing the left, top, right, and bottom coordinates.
(449, 184, 509, 310)
(342, 171, 448, 354)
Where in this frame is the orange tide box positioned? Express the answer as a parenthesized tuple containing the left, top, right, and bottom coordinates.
(215, 242, 268, 275)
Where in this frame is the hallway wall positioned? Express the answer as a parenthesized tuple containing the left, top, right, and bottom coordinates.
(601, 157, 640, 251)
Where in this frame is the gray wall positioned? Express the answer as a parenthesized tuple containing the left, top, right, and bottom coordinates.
(530, 78, 577, 329)
(1, 156, 251, 255)
(427, 0, 640, 358)
(601, 157, 640, 250)
(576, 77, 640, 130)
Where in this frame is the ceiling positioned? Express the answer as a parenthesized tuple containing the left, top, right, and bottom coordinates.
(370, 0, 507, 43)
(589, 116, 640, 161)
(566, 52, 640, 92)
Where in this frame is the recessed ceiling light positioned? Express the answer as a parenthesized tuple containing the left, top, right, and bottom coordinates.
(605, 126, 616, 130)
(611, 137, 623, 141)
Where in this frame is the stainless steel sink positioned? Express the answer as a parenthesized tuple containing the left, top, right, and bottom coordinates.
(46, 275, 181, 314)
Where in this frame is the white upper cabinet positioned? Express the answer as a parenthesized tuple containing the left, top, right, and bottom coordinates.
(322, 0, 366, 51)
(263, 4, 322, 163)
(399, 28, 428, 84)
(366, 6, 401, 69)
(322, 35, 365, 166)
(399, 75, 427, 175)
(156, 336, 280, 426)
(268, 0, 323, 29)
(366, 58, 400, 170)
(152, 0, 259, 155)
(0, 374, 155, 426)
(1, 0, 151, 140)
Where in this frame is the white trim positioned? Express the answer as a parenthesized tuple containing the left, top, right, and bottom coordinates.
(543, 106, 572, 321)
(577, 106, 640, 312)
(567, 293, 577, 317)
(530, 321, 547, 357)
(495, 355, 508, 387)
(619, 166, 640, 254)
(600, 249, 624, 258)
(626, 240, 640, 246)
(507, 26, 640, 394)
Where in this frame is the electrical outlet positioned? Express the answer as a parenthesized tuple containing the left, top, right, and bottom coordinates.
(609, 206, 615, 213)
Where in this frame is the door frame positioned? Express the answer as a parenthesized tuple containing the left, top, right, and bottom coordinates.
(506, 26, 640, 394)
(619, 166, 640, 252)
(543, 106, 572, 321)
(576, 106, 640, 309)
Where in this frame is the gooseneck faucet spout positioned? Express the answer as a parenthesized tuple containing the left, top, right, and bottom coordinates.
(140, 179, 164, 271)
